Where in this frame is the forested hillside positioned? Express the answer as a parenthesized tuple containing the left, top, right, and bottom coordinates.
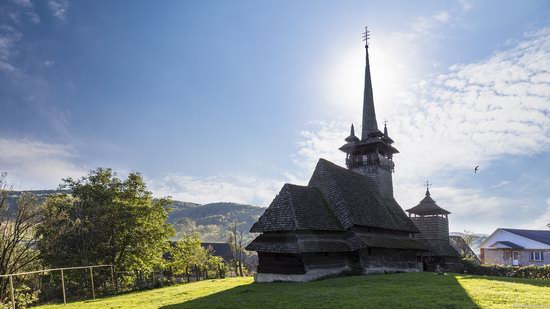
(7, 190, 264, 243)
(168, 201, 264, 242)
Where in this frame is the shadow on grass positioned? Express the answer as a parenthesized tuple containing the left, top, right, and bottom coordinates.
(160, 273, 480, 309)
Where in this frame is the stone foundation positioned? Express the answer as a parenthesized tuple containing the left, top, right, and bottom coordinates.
(254, 266, 351, 283)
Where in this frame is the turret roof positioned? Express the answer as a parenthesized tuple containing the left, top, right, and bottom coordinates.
(406, 188, 451, 216)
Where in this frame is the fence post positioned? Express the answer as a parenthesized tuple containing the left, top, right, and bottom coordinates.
(9, 275, 15, 309)
(61, 269, 67, 304)
(110, 265, 116, 292)
(89, 267, 95, 300)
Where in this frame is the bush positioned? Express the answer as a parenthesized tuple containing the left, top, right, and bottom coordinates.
(462, 257, 550, 280)
(1, 284, 40, 309)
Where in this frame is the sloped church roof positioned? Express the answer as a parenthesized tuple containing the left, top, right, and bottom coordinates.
(250, 159, 419, 234)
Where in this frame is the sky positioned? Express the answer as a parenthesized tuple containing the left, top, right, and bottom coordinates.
(1, 0, 550, 234)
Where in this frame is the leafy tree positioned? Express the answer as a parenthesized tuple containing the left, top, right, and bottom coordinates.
(0, 173, 42, 305)
(170, 233, 202, 277)
(169, 233, 225, 279)
(462, 230, 477, 247)
(37, 168, 174, 271)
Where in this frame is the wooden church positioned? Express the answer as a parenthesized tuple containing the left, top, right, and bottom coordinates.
(246, 29, 460, 282)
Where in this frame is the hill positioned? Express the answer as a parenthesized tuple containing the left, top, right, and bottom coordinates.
(168, 201, 264, 242)
(5, 190, 264, 243)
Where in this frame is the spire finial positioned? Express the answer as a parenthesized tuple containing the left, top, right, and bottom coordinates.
(425, 180, 432, 196)
(384, 119, 388, 136)
(351, 123, 355, 136)
(362, 26, 371, 47)
(361, 26, 378, 139)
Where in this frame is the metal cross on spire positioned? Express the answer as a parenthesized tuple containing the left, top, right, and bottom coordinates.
(362, 26, 371, 46)
(426, 180, 432, 190)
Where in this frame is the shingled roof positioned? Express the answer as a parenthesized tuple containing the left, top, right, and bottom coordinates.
(246, 231, 426, 253)
(246, 232, 357, 253)
(501, 229, 550, 246)
(419, 239, 460, 257)
(308, 159, 419, 233)
(250, 184, 342, 233)
(406, 189, 450, 216)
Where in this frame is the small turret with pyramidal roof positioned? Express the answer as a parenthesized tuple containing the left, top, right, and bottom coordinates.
(406, 185, 461, 271)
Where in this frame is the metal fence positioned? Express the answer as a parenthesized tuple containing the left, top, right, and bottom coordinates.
(0, 265, 113, 308)
(1, 264, 231, 308)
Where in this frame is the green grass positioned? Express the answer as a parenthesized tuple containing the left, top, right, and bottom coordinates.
(35, 272, 550, 309)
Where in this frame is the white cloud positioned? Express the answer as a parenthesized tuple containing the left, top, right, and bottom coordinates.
(26, 11, 40, 24)
(0, 137, 87, 189)
(391, 27, 550, 182)
(47, 0, 68, 20)
(12, 0, 33, 8)
(43, 60, 54, 67)
(310, 26, 550, 183)
(0, 25, 22, 73)
(148, 174, 286, 207)
(293, 121, 348, 173)
(457, 0, 473, 11)
(295, 26, 550, 233)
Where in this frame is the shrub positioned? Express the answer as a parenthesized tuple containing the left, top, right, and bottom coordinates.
(462, 258, 550, 280)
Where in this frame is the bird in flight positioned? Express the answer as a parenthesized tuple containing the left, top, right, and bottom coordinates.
(474, 165, 479, 173)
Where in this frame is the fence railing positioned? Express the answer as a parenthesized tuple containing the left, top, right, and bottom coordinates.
(1, 263, 233, 308)
(0, 265, 113, 308)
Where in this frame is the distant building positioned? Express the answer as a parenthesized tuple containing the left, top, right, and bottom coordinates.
(406, 188, 461, 271)
(480, 229, 550, 266)
(201, 243, 233, 263)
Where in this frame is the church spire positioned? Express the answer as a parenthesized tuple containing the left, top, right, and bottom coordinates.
(345, 123, 360, 143)
(361, 26, 379, 140)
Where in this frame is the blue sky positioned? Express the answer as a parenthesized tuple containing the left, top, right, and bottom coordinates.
(1, 0, 550, 234)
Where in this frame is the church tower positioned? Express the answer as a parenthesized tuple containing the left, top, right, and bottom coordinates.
(339, 28, 399, 198)
(406, 185, 451, 241)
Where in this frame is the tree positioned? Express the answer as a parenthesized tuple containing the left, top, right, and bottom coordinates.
(0, 173, 42, 304)
(170, 233, 226, 280)
(37, 168, 174, 271)
(228, 221, 245, 276)
(170, 233, 202, 279)
(460, 230, 478, 257)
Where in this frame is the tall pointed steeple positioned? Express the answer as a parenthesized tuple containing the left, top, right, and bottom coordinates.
(339, 27, 399, 198)
(361, 27, 380, 140)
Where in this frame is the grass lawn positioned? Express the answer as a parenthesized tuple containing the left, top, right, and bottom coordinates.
(35, 272, 550, 309)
